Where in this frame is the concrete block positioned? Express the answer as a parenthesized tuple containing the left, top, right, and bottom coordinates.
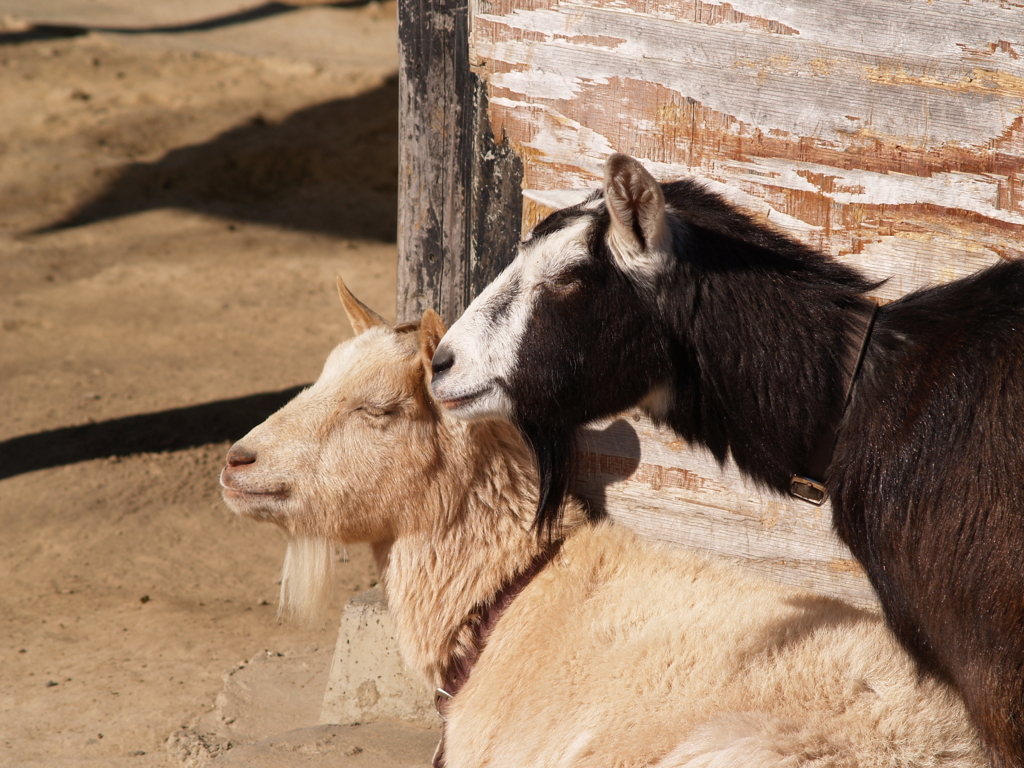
(320, 587, 438, 729)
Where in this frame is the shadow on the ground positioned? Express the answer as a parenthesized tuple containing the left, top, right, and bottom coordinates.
(0, 385, 307, 479)
(37, 75, 399, 240)
(0, 1, 377, 45)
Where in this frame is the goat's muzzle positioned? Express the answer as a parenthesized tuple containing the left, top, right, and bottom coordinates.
(220, 442, 290, 514)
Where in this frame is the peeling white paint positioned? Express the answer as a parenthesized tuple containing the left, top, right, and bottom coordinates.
(491, 95, 617, 179)
(523, 188, 593, 212)
(737, 156, 1024, 226)
(490, 69, 586, 100)
(475, 4, 1024, 147)
(850, 234, 1007, 298)
(727, 0, 1024, 63)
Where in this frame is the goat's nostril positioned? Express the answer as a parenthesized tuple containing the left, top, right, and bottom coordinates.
(226, 444, 257, 467)
(431, 345, 455, 377)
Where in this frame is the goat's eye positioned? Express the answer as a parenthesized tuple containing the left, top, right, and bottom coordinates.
(545, 272, 581, 294)
(357, 404, 392, 418)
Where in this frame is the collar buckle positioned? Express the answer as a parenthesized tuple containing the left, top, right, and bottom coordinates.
(789, 475, 828, 506)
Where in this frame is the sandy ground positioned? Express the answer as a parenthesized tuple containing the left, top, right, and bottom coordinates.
(0, 3, 406, 765)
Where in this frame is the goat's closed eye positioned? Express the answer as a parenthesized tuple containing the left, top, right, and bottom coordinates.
(357, 404, 393, 418)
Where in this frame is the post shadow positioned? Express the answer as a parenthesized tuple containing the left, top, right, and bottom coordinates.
(0, 2, 378, 46)
(0, 385, 307, 480)
(34, 76, 399, 240)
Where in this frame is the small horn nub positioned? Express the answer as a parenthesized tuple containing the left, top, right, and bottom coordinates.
(336, 276, 388, 334)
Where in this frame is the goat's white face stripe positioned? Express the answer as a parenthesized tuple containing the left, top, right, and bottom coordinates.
(432, 214, 595, 421)
(432, 256, 529, 420)
(524, 214, 594, 282)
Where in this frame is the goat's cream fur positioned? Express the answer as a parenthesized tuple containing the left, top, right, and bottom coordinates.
(220, 282, 984, 768)
(278, 536, 335, 623)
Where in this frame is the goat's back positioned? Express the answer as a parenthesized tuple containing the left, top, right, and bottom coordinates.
(830, 259, 1024, 761)
(445, 523, 983, 768)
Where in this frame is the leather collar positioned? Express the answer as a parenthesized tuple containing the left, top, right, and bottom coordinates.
(432, 540, 562, 768)
(790, 302, 879, 505)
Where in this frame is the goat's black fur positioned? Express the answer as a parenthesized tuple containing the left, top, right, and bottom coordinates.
(505, 177, 1024, 767)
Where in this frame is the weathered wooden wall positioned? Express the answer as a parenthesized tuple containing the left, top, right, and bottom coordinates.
(400, 0, 1024, 607)
(476, 0, 1024, 298)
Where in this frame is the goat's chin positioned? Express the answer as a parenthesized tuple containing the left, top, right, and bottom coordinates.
(221, 485, 292, 524)
(278, 536, 335, 626)
(436, 385, 513, 423)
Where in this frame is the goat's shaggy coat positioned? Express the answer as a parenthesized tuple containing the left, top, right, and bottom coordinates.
(430, 153, 1024, 767)
(220, 283, 984, 768)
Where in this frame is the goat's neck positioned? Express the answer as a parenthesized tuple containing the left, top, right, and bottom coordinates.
(660, 245, 876, 494)
(381, 419, 575, 688)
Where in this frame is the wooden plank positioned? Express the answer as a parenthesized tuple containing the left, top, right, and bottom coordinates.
(465, 80, 526, 308)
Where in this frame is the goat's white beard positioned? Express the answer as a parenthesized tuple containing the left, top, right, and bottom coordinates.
(278, 536, 335, 625)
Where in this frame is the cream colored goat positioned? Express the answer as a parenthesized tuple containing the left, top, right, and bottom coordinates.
(220, 281, 984, 768)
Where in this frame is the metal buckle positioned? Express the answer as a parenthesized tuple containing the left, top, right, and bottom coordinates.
(789, 475, 828, 506)
(435, 688, 454, 721)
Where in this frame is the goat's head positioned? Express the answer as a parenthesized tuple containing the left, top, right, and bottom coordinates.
(220, 279, 448, 619)
(430, 154, 673, 530)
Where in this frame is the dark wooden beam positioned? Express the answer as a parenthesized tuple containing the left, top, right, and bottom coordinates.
(396, 0, 522, 325)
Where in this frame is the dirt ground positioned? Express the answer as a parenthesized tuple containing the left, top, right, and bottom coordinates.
(0, 4, 401, 765)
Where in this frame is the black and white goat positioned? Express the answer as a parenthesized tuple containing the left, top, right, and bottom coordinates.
(430, 153, 1024, 768)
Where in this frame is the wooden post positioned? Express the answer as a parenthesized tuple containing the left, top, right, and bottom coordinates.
(396, 0, 523, 325)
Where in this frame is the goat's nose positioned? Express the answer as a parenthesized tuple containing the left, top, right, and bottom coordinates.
(431, 344, 455, 377)
(226, 444, 257, 467)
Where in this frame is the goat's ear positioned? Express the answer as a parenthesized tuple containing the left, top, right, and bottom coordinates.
(603, 153, 669, 264)
(337, 276, 387, 335)
(419, 309, 447, 366)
